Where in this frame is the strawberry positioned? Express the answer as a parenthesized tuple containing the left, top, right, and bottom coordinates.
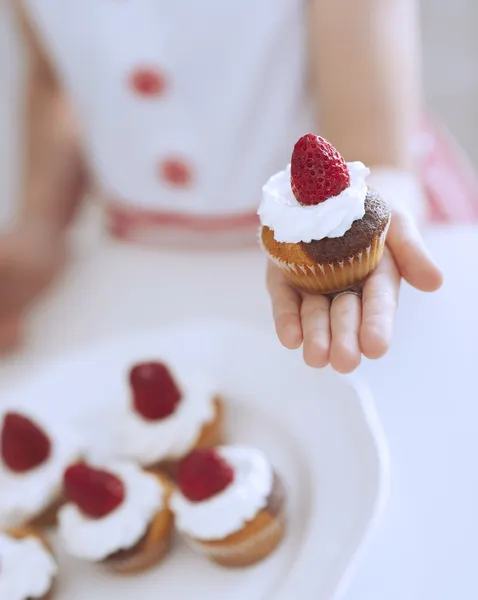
(290, 134, 350, 205)
(177, 449, 234, 502)
(1, 412, 51, 473)
(129, 362, 181, 421)
(64, 463, 125, 519)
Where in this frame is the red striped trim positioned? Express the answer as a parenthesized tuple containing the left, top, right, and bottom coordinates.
(417, 115, 478, 223)
(105, 200, 259, 237)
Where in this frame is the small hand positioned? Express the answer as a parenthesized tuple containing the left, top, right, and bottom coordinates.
(0, 223, 65, 353)
(267, 208, 443, 373)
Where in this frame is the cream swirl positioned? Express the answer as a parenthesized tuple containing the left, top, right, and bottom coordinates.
(0, 532, 57, 600)
(58, 461, 164, 561)
(258, 161, 370, 243)
(0, 410, 82, 528)
(118, 367, 216, 464)
(171, 445, 274, 541)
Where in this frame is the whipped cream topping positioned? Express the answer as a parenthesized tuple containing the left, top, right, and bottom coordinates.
(258, 161, 370, 243)
(171, 445, 274, 541)
(0, 532, 57, 600)
(0, 410, 82, 527)
(118, 365, 217, 464)
(58, 461, 164, 561)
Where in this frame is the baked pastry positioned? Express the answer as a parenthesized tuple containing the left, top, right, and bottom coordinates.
(0, 410, 81, 528)
(58, 460, 174, 574)
(259, 134, 391, 294)
(118, 361, 224, 469)
(171, 446, 286, 567)
(0, 527, 57, 599)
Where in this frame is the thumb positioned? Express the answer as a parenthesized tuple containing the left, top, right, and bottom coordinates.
(386, 210, 443, 292)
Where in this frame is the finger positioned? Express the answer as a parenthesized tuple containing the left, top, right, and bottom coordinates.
(267, 262, 303, 349)
(360, 247, 401, 359)
(0, 314, 23, 354)
(0, 270, 33, 319)
(387, 210, 443, 292)
(301, 294, 331, 368)
(329, 292, 362, 373)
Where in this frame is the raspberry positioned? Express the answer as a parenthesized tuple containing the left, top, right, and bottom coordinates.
(1, 412, 51, 473)
(290, 134, 350, 205)
(177, 449, 234, 502)
(129, 362, 181, 420)
(64, 463, 125, 519)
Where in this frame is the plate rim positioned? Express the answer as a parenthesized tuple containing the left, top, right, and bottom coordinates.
(327, 373, 391, 600)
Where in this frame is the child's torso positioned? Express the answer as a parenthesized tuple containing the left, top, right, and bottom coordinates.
(25, 0, 313, 224)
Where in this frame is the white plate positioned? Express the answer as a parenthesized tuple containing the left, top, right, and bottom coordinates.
(2, 320, 390, 600)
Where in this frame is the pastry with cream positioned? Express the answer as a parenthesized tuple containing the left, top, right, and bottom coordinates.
(259, 134, 391, 294)
(0, 410, 81, 528)
(0, 528, 57, 600)
(171, 446, 286, 567)
(58, 460, 174, 574)
(119, 361, 224, 468)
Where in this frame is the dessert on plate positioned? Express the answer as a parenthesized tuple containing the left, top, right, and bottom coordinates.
(258, 134, 391, 294)
(0, 527, 58, 600)
(0, 410, 81, 528)
(171, 446, 286, 567)
(119, 361, 224, 468)
(58, 460, 174, 574)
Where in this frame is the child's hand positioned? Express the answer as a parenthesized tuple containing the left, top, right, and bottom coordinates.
(267, 207, 443, 373)
(0, 223, 65, 353)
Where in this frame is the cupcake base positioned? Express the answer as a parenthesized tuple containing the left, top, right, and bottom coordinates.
(103, 473, 174, 574)
(186, 472, 286, 568)
(267, 223, 389, 295)
(197, 510, 286, 568)
(261, 189, 391, 295)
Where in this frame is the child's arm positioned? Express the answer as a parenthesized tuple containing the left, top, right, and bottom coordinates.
(16, 2, 88, 230)
(309, 0, 420, 170)
(309, 0, 427, 222)
(0, 4, 88, 351)
(268, 0, 442, 373)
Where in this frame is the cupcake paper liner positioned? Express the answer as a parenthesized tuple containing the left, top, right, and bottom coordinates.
(263, 217, 390, 295)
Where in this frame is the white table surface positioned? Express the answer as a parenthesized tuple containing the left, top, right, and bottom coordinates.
(1, 207, 477, 600)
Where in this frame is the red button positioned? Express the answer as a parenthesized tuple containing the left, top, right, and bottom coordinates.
(160, 158, 193, 187)
(129, 67, 167, 97)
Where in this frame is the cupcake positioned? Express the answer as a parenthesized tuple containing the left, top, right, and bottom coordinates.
(0, 410, 81, 528)
(171, 446, 286, 567)
(0, 528, 57, 600)
(58, 460, 174, 574)
(118, 361, 224, 469)
(259, 134, 391, 294)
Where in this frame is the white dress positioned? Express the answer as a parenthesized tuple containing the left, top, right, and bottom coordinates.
(25, 0, 314, 245)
